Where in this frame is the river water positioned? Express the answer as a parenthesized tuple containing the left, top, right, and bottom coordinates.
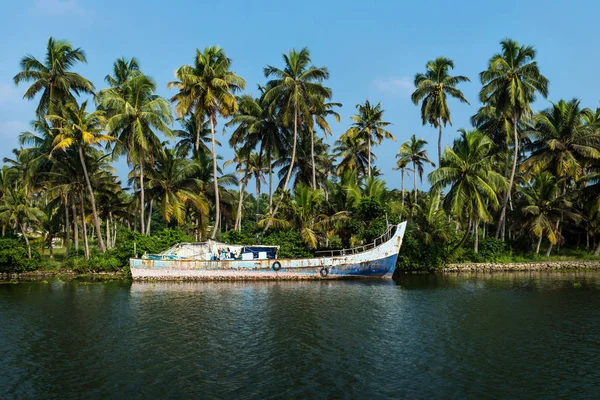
(1, 272, 599, 399)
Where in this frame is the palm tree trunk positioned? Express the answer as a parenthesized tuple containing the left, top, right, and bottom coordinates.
(106, 216, 110, 250)
(266, 109, 298, 231)
(437, 118, 443, 167)
(210, 115, 220, 239)
(79, 192, 90, 260)
(139, 159, 146, 236)
(146, 199, 153, 235)
(496, 117, 519, 240)
(474, 220, 479, 253)
(311, 129, 317, 190)
(401, 169, 405, 208)
(545, 220, 561, 257)
(268, 152, 273, 214)
(19, 223, 32, 259)
(78, 145, 106, 253)
(594, 237, 600, 256)
(256, 175, 261, 221)
(65, 194, 70, 257)
(413, 160, 418, 203)
(236, 180, 244, 231)
(71, 194, 79, 254)
(367, 134, 372, 177)
(536, 234, 543, 254)
(195, 115, 201, 154)
(2, 225, 5, 237)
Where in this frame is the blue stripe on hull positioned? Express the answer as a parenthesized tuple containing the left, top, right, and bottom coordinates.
(327, 253, 398, 277)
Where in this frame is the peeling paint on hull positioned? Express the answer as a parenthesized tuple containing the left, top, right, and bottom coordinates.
(130, 222, 406, 281)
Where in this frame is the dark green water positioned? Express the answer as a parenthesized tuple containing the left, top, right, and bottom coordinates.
(1, 272, 600, 399)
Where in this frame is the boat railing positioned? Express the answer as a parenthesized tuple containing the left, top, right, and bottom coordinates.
(315, 224, 397, 257)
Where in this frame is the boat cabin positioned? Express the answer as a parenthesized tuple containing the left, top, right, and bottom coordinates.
(144, 240, 279, 261)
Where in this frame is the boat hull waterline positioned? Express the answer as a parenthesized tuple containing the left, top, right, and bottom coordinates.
(130, 222, 406, 281)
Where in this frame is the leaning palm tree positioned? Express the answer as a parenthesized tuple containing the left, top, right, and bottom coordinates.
(169, 46, 246, 238)
(480, 39, 549, 239)
(411, 57, 470, 165)
(98, 74, 173, 235)
(262, 48, 331, 224)
(429, 129, 506, 252)
(344, 100, 394, 177)
(397, 135, 435, 203)
(46, 100, 115, 253)
(14, 37, 94, 117)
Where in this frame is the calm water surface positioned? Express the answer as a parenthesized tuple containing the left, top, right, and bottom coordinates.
(1, 272, 600, 399)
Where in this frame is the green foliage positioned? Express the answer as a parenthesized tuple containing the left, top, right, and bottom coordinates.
(0, 238, 40, 273)
(219, 229, 255, 245)
(396, 224, 448, 271)
(64, 255, 122, 273)
(262, 229, 312, 258)
(110, 228, 193, 266)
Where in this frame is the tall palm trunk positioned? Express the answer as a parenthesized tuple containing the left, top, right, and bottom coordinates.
(255, 175, 261, 221)
(19, 223, 32, 259)
(210, 114, 220, 239)
(536, 234, 543, 254)
(266, 109, 298, 231)
(401, 168, 405, 207)
(437, 118, 443, 167)
(64, 194, 70, 257)
(474, 219, 479, 253)
(78, 145, 106, 252)
(139, 158, 146, 235)
(310, 129, 317, 189)
(71, 194, 79, 254)
(496, 117, 519, 240)
(195, 115, 201, 154)
(268, 152, 273, 214)
(235, 179, 244, 231)
(146, 199, 153, 235)
(545, 220, 561, 257)
(106, 216, 110, 250)
(79, 192, 90, 260)
(413, 160, 418, 203)
(367, 134, 372, 177)
(594, 237, 600, 256)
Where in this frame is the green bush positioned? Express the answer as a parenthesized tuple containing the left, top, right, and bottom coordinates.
(0, 238, 40, 273)
(395, 224, 449, 271)
(111, 228, 193, 266)
(64, 255, 122, 273)
(218, 230, 255, 245)
(261, 229, 312, 258)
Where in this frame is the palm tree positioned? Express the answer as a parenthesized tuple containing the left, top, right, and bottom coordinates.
(480, 39, 549, 239)
(309, 100, 342, 189)
(0, 182, 45, 258)
(247, 153, 268, 219)
(46, 101, 114, 253)
(14, 37, 94, 117)
(99, 74, 173, 235)
(397, 135, 435, 203)
(333, 132, 371, 179)
(263, 48, 331, 223)
(174, 115, 213, 157)
(523, 99, 600, 182)
(145, 148, 209, 225)
(429, 130, 506, 252)
(411, 57, 470, 165)
(104, 57, 141, 90)
(169, 46, 246, 238)
(344, 100, 394, 177)
(224, 148, 251, 231)
(393, 158, 412, 208)
(516, 173, 579, 255)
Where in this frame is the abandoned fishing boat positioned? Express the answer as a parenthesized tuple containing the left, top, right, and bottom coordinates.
(130, 222, 406, 280)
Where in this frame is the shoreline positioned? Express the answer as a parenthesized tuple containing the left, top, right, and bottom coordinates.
(439, 261, 600, 273)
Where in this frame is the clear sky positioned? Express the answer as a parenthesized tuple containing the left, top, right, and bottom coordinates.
(1, 0, 599, 191)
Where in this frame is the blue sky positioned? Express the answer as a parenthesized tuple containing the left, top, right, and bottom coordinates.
(1, 0, 599, 191)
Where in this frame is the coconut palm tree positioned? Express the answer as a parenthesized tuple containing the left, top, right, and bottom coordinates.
(169, 46, 246, 238)
(333, 131, 372, 179)
(46, 100, 115, 253)
(411, 57, 470, 165)
(480, 39, 549, 239)
(0, 181, 45, 258)
(174, 115, 213, 157)
(393, 158, 412, 208)
(104, 57, 141, 90)
(13, 37, 94, 117)
(523, 99, 600, 182)
(515, 172, 579, 255)
(98, 74, 173, 235)
(344, 100, 394, 177)
(224, 148, 252, 231)
(247, 153, 268, 219)
(263, 48, 331, 224)
(309, 100, 342, 189)
(397, 135, 435, 203)
(429, 129, 506, 252)
(145, 148, 209, 225)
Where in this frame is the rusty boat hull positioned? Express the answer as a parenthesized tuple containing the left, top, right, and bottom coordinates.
(130, 222, 406, 281)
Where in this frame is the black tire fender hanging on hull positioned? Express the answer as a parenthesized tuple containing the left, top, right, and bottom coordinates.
(272, 261, 281, 271)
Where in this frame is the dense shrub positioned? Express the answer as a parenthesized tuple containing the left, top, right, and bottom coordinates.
(396, 224, 449, 271)
(261, 229, 312, 258)
(110, 228, 193, 266)
(218, 230, 255, 245)
(65, 255, 122, 273)
(0, 238, 40, 273)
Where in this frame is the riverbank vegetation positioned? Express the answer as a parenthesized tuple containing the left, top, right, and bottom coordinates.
(1, 37, 600, 274)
